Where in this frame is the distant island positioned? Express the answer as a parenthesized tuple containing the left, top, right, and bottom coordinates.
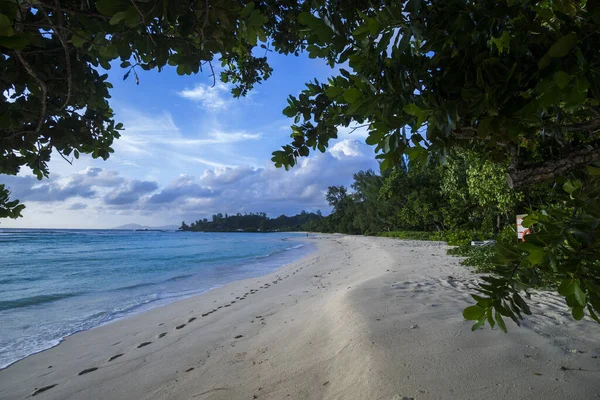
(113, 223, 180, 231)
(179, 211, 322, 232)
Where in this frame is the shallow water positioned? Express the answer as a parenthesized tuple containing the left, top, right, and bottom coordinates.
(0, 229, 312, 368)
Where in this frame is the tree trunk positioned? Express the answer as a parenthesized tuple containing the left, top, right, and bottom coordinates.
(508, 145, 600, 188)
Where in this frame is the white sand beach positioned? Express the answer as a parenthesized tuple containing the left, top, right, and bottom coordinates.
(0, 235, 598, 399)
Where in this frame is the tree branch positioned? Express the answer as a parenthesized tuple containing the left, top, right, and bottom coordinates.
(52, 0, 72, 109)
(14, 51, 47, 135)
(130, 0, 157, 46)
(509, 145, 600, 187)
(57, 149, 73, 165)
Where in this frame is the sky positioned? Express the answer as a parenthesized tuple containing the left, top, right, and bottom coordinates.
(2, 52, 379, 229)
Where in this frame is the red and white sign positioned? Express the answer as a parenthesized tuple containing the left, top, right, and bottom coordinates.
(517, 214, 529, 241)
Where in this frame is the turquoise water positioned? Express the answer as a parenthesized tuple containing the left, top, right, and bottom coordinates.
(0, 229, 312, 368)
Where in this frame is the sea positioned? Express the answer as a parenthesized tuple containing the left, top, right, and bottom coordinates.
(0, 229, 313, 369)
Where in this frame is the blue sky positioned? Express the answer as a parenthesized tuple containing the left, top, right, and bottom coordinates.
(2, 52, 379, 229)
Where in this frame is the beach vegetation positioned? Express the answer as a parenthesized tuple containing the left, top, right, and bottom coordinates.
(180, 211, 320, 232)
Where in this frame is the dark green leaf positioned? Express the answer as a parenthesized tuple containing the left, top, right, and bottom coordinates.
(572, 306, 584, 321)
(548, 34, 577, 58)
(495, 311, 507, 333)
(463, 305, 486, 320)
(0, 13, 14, 36)
(343, 88, 363, 104)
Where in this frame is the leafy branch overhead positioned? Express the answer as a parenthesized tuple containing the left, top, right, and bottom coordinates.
(0, 0, 309, 183)
(465, 167, 600, 331)
(273, 0, 600, 186)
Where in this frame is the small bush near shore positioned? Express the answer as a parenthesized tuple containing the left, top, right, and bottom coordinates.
(378, 231, 434, 241)
(447, 245, 497, 273)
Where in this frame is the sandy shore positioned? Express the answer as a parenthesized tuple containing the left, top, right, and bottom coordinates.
(1, 235, 599, 399)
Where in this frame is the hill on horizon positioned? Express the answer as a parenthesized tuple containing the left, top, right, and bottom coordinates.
(113, 223, 179, 231)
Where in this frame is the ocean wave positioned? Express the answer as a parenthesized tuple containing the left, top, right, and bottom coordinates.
(111, 274, 196, 292)
(0, 293, 80, 311)
(254, 242, 305, 259)
(111, 282, 158, 292)
(0, 276, 41, 285)
(163, 273, 195, 282)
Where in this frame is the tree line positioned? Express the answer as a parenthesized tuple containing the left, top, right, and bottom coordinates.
(304, 150, 551, 241)
(179, 211, 321, 233)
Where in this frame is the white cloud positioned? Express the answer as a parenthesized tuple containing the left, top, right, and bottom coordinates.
(177, 82, 230, 111)
(2, 140, 379, 228)
(111, 108, 263, 171)
(330, 139, 369, 159)
(337, 122, 371, 139)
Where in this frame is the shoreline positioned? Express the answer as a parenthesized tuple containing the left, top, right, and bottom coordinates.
(0, 236, 315, 371)
(1, 235, 598, 399)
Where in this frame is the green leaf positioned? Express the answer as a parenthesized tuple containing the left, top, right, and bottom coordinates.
(404, 0, 422, 13)
(548, 34, 577, 58)
(403, 104, 422, 116)
(586, 165, 600, 176)
(472, 317, 485, 331)
(298, 12, 334, 42)
(240, 2, 255, 18)
(564, 76, 589, 107)
(526, 248, 545, 265)
(367, 18, 380, 35)
(554, 71, 571, 89)
(463, 305, 486, 320)
(563, 180, 581, 194)
(379, 157, 393, 171)
(513, 293, 532, 315)
(343, 88, 363, 104)
(558, 279, 574, 296)
(96, 0, 130, 17)
(572, 280, 586, 307)
(324, 86, 344, 98)
(588, 306, 600, 324)
(0, 13, 14, 36)
(495, 311, 507, 332)
(477, 118, 493, 137)
(490, 31, 511, 53)
(572, 306, 584, 321)
(71, 32, 88, 48)
(486, 308, 496, 328)
(403, 104, 426, 128)
(110, 11, 126, 25)
(0, 33, 29, 49)
(365, 131, 383, 146)
(247, 10, 266, 28)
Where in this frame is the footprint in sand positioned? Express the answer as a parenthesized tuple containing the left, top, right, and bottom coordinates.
(78, 367, 98, 375)
(32, 384, 57, 396)
(158, 332, 167, 339)
(202, 313, 210, 317)
(224, 304, 231, 307)
(188, 317, 197, 323)
(108, 353, 124, 362)
(137, 342, 152, 348)
(175, 324, 186, 330)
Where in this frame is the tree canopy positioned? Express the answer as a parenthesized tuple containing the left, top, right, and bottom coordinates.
(180, 210, 321, 232)
(2, 0, 600, 330)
